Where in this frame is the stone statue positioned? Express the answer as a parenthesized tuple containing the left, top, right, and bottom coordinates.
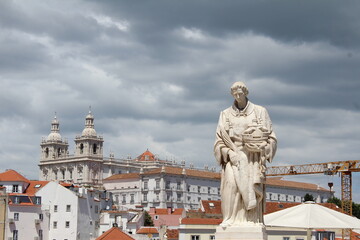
(214, 81, 277, 227)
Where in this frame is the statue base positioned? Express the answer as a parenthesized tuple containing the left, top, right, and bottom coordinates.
(215, 225, 267, 240)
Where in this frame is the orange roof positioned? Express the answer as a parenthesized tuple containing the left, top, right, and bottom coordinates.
(0, 169, 29, 183)
(136, 227, 159, 234)
(166, 229, 179, 240)
(25, 181, 49, 195)
(103, 173, 140, 181)
(150, 208, 184, 215)
(200, 200, 222, 214)
(137, 149, 156, 161)
(265, 202, 342, 214)
(96, 227, 135, 240)
(266, 177, 328, 191)
(181, 218, 222, 225)
(143, 166, 221, 180)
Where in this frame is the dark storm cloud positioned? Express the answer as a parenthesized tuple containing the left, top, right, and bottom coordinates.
(1, 0, 360, 201)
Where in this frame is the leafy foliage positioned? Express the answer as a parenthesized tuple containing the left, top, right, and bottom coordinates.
(327, 196, 360, 218)
(144, 210, 154, 226)
(304, 193, 314, 202)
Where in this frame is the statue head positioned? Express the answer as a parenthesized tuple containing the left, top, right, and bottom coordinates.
(230, 82, 248, 104)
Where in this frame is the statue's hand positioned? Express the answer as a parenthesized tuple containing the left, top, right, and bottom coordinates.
(229, 151, 246, 167)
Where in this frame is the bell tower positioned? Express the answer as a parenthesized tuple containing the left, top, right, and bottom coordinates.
(40, 114, 68, 162)
(74, 108, 104, 158)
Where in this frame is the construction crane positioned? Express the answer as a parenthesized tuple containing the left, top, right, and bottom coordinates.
(266, 160, 360, 216)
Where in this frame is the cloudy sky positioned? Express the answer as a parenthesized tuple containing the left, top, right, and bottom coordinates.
(1, 0, 360, 201)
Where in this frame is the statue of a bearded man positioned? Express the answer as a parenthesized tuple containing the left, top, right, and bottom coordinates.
(214, 82, 277, 226)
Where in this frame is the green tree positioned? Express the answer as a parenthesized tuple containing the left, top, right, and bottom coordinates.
(327, 196, 341, 208)
(144, 211, 154, 226)
(304, 193, 314, 202)
(352, 202, 360, 218)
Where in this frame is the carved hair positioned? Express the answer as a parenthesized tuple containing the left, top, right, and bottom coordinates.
(230, 81, 249, 96)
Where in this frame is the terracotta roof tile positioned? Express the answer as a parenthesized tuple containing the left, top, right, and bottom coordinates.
(103, 172, 140, 181)
(264, 202, 341, 214)
(137, 149, 156, 161)
(0, 169, 29, 183)
(150, 208, 184, 215)
(136, 227, 159, 234)
(25, 181, 49, 195)
(200, 200, 222, 214)
(143, 166, 220, 180)
(266, 177, 328, 191)
(181, 218, 223, 225)
(96, 227, 135, 240)
(166, 229, 179, 240)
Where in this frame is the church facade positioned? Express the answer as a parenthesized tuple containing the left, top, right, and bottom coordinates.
(38, 111, 187, 187)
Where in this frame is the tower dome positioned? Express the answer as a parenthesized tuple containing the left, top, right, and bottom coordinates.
(81, 108, 97, 137)
(47, 114, 62, 142)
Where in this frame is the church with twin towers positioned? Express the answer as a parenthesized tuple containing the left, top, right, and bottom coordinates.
(38, 109, 196, 187)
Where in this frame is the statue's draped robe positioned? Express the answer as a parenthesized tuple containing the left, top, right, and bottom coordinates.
(214, 101, 277, 226)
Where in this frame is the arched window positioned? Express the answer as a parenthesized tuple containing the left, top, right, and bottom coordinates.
(58, 148, 61, 157)
(45, 148, 49, 158)
(93, 144, 97, 154)
(80, 143, 84, 154)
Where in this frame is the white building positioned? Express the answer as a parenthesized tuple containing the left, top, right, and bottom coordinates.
(0, 170, 50, 240)
(103, 166, 221, 211)
(266, 177, 332, 203)
(36, 181, 112, 240)
(38, 112, 192, 187)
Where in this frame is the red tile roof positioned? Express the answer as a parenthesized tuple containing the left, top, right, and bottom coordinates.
(200, 200, 222, 214)
(181, 218, 223, 225)
(103, 172, 140, 181)
(266, 177, 328, 191)
(96, 227, 135, 240)
(137, 149, 156, 161)
(143, 166, 221, 180)
(25, 181, 49, 195)
(150, 208, 184, 215)
(136, 227, 159, 234)
(166, 229, 179, 240)
(0, 169, 29, 183)
(265, 202, 341, 214)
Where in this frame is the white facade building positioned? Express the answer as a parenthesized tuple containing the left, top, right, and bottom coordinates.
(103, 166, 221, 211)
(36, 181, 112, 240)
(38, 112, 191, 187)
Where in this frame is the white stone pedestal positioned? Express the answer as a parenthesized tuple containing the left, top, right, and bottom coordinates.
(215, 225, 267, 240)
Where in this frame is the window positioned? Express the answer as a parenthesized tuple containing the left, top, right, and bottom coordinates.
(35, 197, 41, 205)
(167, 194, 171, 201)
(45, 148, 49, 158)
(39, 213, 43, 220)
(122, 194, 126, 204)
(177, 182, 181, 190)
(208, 187, 211, 194)
(93, 144, 97, 154)
(69, 170, 73, 179)
(54, 205, 58, 212)
(80, 143, 84, 154)
(66, 205, 71, 212)
(95, 205, 98, 213)
(14, 196, 19, 204)
(65, 221, 70, 228)
(156, 193, 159, 201)
(191, 235, 200, 240)
(210, 236, 215, 240)
(130, 194, 134, 204)
(166, 181, 170, 189)
(39, 229, 43, 240)
(13, 230, 18, 240)
(283, 237, 290, 240)
(198, 186, 201, 193)
(61, 170, 65, 179)
(53, 221, 57, 229)
(156, 179, 160, 189)
(143, 194, 148, 202)
(154, 215, 159, 220)
(144, 181, 148, 190)
(14, 212, 19, 221)
(12, 185, 19, 193)
(177, 193, 182, 201)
